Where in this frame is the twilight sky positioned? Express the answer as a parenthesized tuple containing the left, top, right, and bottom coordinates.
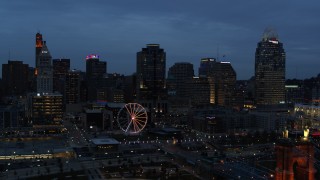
(0, 0, 320, 80)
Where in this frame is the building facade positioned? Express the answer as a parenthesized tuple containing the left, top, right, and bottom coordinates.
(86, 54, 107, 80)
(27, 93, 63, 125)
(198, 58, 236, 107)
(35, 32, 43, 68)
(2, 60, 29, 96)
(65, 70, 81, 104)
(0, 105, 25, 129)
(255, 29, 286, 105)
(136, 44, 167, 114)
(86, 54, 107, 101)
(167, 62, 194, 97)
(53, 58, 70, 93)
(185, 77, 211, 107)
(36, 41, 53, 93)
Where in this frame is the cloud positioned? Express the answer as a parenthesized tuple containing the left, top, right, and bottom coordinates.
(0, 0, 320, 79)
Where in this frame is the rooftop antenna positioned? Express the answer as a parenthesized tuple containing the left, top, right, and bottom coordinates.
(222, 54, 226, 61)
(8, 49, 11, 60)
(217, 45, 220, 61)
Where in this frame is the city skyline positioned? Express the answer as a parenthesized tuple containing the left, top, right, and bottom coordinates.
(1, 1, 320, 80)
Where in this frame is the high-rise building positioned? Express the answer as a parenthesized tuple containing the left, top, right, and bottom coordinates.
(185, 77, 211, 106)
(255, 29, 286, 105)
(65, 69, 81, 104)
(198, 58, 236, 106)
(35, 32, 43, 68)
(85, 54, 107, 101)
(167, 62, 194, 97)
(198, 58, 217, 104)
(37, 41, 53, 93)
(209, 62, 236, 107)
(53, 58, 70, 93)
(199, 58, 216, 77)
(2, 60, 29, 96)
(136, 44, 167, 114)
(86, 54, 107, 79)
(27, 92, 63, 124)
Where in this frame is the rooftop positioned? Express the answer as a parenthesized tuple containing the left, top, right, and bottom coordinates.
(91, 138, 120, 145)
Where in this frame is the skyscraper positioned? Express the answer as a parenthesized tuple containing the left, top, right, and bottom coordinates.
(53, 58, 70, 93)
(35, 32, 43, 68)
(209, 62, 236, 106)
(198, 58, 236, 106)
(86, 54, 107, 79)
(65, 69, 81, 104)
(37, 41, 53, 93)
(198, 58, 216, 77)
(136, 44, 167, 114)
(198, 58, 216, 104)
(85, 54, 107, 101)
(2, 60, 29, 96)
(167, 62, 194, 97)
(255, 29, 286, 105)
(185, 77, 211, 106)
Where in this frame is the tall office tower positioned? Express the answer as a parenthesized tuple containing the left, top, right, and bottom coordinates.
(53, 58, 70, 93)
(85, 54, 107, 101)
(37, 41, 53, 93)
(198, 58, 236, 106)
(65, 69, 81, 104)
(35, 32, 43, 68)
(137, 44, 167, 114)
(86, 54, 107, 79)
(198, 58, 217, 104)
(167, 62, 194, 97)
(209, 62, 236, 107)
(27, 92, 63, 124)
(199, 58, 216, 77)
(2, 60, 29, 96)
(185, 77, 210, 106)
(255, 29, 286, 105)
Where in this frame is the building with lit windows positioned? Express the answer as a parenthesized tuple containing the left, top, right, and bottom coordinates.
(198, 58, 236, 107)
(95, 86, 125, 103)
(65, 70, 81, 104)
(295, 104, 320, 120)
(27, 93, 63, 125)
(37, 41, 53, 93)
(255, 29, 286, 105)
(136, 44, 167, 114)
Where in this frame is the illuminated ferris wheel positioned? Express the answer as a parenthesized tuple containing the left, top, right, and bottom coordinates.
(117, 103, 148, 134)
